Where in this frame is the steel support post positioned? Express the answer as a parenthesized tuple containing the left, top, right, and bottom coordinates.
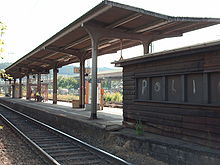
(8, 80, 11, 97)
(19, 77, 22, 98)
(12, 79, 16, 98)
(53, 66, 58, 104)
(84, 24, 100, 119)
(90, 36, 98, 119)
(79, 59, 85, 108)
(143, 41, 150, 54)
(26, 75, 30, 99)
(37, 73, 41, 95)
(4, 80, 7, 95)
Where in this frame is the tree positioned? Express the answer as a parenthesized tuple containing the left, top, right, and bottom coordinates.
(57, 76, 79, 89)
(0, 22, 7, 59)
(0, 21, 12, 80)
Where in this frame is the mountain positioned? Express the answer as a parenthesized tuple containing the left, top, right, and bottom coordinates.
(0, 62, 117, 76)
(58, 65, 117, 76)
(98, 67, 116, 72)
(58, 65, 74, 75)
(0, 62, 12, 70)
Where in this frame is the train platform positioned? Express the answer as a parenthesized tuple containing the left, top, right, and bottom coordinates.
(0, 97, 123, 131)
(0, 97, 220, 165)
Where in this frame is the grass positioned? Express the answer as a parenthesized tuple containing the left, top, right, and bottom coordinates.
(104, 92, 122, 103)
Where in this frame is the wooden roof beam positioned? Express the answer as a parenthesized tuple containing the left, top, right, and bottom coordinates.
(26, 58, 56, 65)
(83, 23, 182, 46)
(133, 20, 172, 33)
(64, 13, 142, 49)
(64, 35, 90, 49)
(106, 13, 142, 29)
(161, 22, 204, 35)
(64, 14, 142, 49)
(45, 46, 87, 60)
(83, 23, 151, 42)
(15, 64, 49, 74)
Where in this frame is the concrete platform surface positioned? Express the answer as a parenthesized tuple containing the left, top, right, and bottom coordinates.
(1, 97, 123, 131)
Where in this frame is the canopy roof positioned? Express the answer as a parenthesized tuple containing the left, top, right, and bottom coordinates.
(6, 0, 220, 78)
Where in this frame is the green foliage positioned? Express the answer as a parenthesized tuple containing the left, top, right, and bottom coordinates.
(104, 93, 112, 102)
(0, 69, 12, 80)
(104, 92, 122, 103)
(0, 22, 7, 36)
(135, 120, 143, 136)
(0, 22, 7, 58)
(57, 76, 79, 89)
(0, 23, 12, 80)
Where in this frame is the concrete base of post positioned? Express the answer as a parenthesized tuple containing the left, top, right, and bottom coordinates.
(90, 113, 97, 119)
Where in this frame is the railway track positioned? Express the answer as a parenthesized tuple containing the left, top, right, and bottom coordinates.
(0, 103, 133, 165)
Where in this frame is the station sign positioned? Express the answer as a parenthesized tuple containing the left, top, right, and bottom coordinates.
(74, 67, 91, 74)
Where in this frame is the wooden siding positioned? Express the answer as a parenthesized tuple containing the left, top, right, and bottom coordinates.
(122, 50, 220, 149)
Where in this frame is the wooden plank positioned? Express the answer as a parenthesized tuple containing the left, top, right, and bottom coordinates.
(126, 103, 220, 118)
(123, 86, 136, 90)
(122, 48, 220, 149)
(124, 110, 220, 134)
(123, 80, 135, 86)
(124, 107, 220, 126)
(123, 120, 220, 149)
(124, 114, 220, 143)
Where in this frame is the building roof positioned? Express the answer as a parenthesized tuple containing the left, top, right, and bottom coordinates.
(113, 39, 220, 67)
(5, 0, 220, 78)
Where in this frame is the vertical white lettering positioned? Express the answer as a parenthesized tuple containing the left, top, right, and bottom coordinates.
(142, 80, 147, 95)
(193, 80, 196, 94)
(171, 79, 176, 93)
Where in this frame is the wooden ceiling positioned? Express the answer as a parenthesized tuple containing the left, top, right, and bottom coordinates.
(5, 0, 220, 78)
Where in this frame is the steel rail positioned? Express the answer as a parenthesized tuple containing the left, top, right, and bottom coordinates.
(0, 114, 60, 165)
(0, 103, 133, 165)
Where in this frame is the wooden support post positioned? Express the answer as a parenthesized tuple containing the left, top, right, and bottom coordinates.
(203, 73, 209, 104)
(162, 76, 167, 101)
(53, 65, 58, 104)
(19, 77, 22, 98)
(79, 59, 85, 108)
(26, 75, 30, 100)
(148, 78, 152, 100)
(181, 75, 186, 102)
(37, 73, 41, 95)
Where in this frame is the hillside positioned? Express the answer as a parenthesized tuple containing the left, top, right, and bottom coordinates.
(0, 63, 117, 76)
(58, 65, 117, 76)
(0, 62, 12, 70)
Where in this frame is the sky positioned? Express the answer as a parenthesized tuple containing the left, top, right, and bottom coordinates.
(1, 0, 220, 68)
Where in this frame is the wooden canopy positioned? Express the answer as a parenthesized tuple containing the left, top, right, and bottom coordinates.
(5, 0, 220, 78)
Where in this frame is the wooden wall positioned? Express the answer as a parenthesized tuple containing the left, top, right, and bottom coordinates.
(122, 50, 220, 149)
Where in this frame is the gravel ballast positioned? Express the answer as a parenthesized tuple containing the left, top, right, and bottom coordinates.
(0, 117, 167, 165)
(0, 119, 47, 165)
